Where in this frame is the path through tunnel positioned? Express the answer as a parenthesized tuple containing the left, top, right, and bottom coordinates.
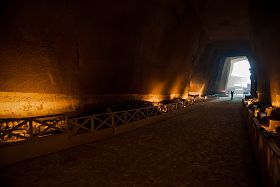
(226, 56, 251, 96)
(0, 0, 280, 186)
(0, 98, 263, 187)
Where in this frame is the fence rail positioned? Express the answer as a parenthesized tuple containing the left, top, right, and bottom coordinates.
(0, 100, 199, 144)
(242, 102, 280, 187)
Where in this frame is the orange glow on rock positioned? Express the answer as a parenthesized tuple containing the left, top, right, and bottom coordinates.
(169, 76, 184, 99)
(272, 94, 280, 108)
(182, 85, 189, 99)
(189, 81, 205, 96)
(150, 82, 166, 95)
(0, 92, 80, 118)
(170, 94, 181, 100)
(142, 94, 166, 103)
(271, 80, 280, 108)
(143, 81, 167, 102)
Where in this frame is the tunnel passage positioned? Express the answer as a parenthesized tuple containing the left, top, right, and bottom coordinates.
(189, 41, 258, 98)
(0, 99, 262, 187)
(0, 0, 279, 117)
(225, 57, 251, 96)
(0, 0, 280, 186)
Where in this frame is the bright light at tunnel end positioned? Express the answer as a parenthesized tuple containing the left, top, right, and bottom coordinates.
(231, 59, 251, 78)
(227, 57, 251, 94)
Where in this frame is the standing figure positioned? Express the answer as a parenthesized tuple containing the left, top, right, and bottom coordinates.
(230, 90, 234, 100)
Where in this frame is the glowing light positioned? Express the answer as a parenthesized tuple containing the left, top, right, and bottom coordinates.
(271, 79, 280, 108)
(142, 94, 165, 103)
(264, 120, 280, 132)
(150, 82, 165, 95)
(182, 85, 189, 99)
(227, 58, 251, 92)
(272, 94, 280, 108)
(143, 81, 166, 102)
(169, 76, 184, 99)
(189, 81, 205, 96)
(0, 92, 80, 118)
(170, 94, 181, 100)
(230, 60, 251, 87)
(231, 60, 251, 78)
(151, 102, 161, 107)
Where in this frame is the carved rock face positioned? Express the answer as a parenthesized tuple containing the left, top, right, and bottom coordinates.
(0, 0, 279, 117)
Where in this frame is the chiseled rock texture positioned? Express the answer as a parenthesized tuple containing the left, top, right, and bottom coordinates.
(0, 0, 279, 117)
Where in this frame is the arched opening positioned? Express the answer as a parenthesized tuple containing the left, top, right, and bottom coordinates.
(226, 57, 251, 97)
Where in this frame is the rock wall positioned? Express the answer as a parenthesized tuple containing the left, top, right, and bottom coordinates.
(0, 0, 280, 118)
(0, 0, 205, 117)
(250, 0, 280, 106)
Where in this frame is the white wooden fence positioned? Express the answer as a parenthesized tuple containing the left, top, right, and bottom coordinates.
(0, 100, 199, 144)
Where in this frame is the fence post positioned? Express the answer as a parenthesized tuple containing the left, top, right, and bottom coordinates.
(111, 112, 116, 134)
(137, 110, 140, 121)
(65, 116, 69, 132)
(90, 117, 94, 131)
(29, 119, 33, 139)
(124, 112, 128, 124)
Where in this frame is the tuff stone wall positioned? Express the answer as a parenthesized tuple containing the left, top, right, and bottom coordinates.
(0, 0, 205, 117)
(249, 0, 280, 106)
(0, 0, 280, 118)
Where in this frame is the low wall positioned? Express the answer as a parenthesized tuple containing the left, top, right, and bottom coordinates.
(242, 103, 280, 187)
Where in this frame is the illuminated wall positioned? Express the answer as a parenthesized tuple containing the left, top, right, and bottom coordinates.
(1, 0, 279, 119)
(189, 81, 205, 96)
(0, 92, 80, 118)
(0, 0, 204, 117)
(270, 70, 280, 108)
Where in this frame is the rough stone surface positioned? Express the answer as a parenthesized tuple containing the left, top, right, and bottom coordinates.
(1, 0, 280, 116)
(0, 0, 201, 96)
(0, 98, 262, 186)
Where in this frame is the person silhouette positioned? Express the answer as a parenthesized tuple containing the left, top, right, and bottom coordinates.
(230, 90, 234, 100)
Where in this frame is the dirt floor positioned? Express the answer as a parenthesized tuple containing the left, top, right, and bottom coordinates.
(0, 98, 262, 187)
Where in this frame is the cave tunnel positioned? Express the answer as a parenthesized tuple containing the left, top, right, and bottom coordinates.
(0, 0, 279, 118)
(225, 56, 251, 96)
(0, 0, 280, 186)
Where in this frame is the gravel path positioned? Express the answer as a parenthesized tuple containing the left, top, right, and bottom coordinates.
(0, 98, 262, 187)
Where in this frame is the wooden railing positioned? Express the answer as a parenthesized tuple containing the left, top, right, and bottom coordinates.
(0, 115, 68, 143)
(0, 100, 201, 144)
(242, 103, 280, 187)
